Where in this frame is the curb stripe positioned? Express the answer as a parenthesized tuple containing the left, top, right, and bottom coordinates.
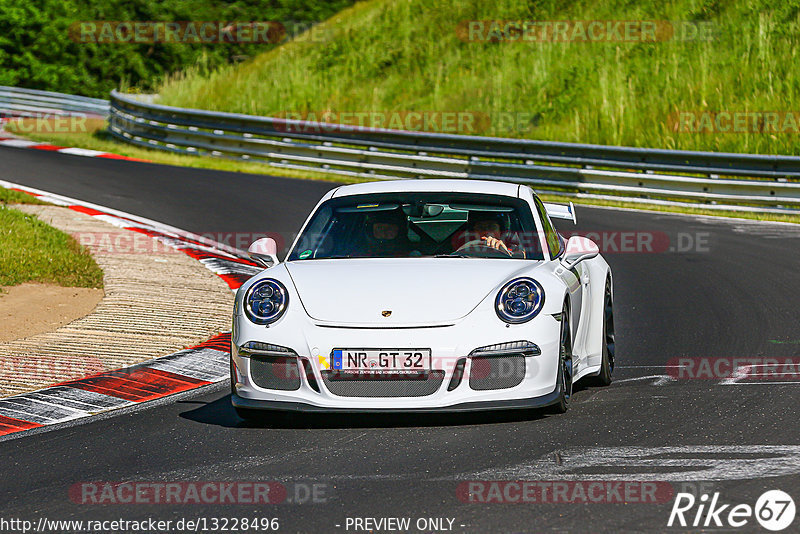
(0, 137, 148, 162)
(0, 139, 40, 148)
(28, 387, 132, 411)
(96, 153, 150, 162)
(0, 415, 41, 436)
(31, 144, 63, 151)
(0, 182, 258, 439)
(0, 397, 91, 424)
(66, 369, 210, 402)
(189, 332, 233, 353)
(69, 204, 109, 217)
(57, 147, 108, 157)
(148, 350, 230, 382)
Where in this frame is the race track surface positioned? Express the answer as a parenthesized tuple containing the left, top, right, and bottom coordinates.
(2, 146, 799, 532)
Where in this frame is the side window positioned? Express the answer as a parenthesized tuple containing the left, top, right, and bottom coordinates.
(533, 197, 563, 259)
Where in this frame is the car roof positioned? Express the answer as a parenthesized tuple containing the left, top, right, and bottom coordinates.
(329, 179, 521, 199)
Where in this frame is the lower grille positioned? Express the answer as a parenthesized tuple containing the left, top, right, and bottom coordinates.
(469, 355, 526, 390)
(250, 356, 301, 391)
(321, 371, 445, 397)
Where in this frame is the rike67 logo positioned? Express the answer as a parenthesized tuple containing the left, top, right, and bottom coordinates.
(668, 490, 796, 531)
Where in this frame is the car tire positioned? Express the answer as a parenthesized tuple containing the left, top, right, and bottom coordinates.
(550, 304, 573, 414)
(588, 277, 615, 387)
(230, 359, 237, 396)
(230, 360, 263, 422)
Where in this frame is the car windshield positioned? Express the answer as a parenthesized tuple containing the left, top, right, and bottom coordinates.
(287, 192, 545, 261)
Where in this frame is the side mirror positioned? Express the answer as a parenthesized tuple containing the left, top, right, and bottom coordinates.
(248, 238, 279, 268)
(561, 235, 599, 269)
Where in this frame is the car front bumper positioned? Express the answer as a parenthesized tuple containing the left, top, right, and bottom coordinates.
(231, 388, 561, 413)
(231, 309, 562, 411)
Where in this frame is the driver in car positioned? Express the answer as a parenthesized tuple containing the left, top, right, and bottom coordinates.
(465, 212, 526, 258)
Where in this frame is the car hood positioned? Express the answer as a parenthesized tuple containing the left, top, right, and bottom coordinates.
(284, 258, 538, 326)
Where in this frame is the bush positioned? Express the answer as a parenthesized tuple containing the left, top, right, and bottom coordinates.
(0, 0, 354, 98)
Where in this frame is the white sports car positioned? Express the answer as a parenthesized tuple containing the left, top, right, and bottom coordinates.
(230, 179, 614, 417)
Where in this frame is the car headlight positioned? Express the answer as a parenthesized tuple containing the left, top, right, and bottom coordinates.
(495, 278, 545, 324)
(244, 279, 288, 325)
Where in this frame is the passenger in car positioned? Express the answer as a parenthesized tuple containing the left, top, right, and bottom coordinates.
(359, 210, 411, 257)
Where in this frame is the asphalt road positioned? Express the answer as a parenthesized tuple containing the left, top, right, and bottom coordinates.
(2, 146, 800, 533)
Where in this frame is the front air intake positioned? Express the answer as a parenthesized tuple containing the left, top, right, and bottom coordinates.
(469, 355, 526, 390)
(250, 355, 302, 391)
(447, 359, 467, 391)
(301, 358, 320, 393)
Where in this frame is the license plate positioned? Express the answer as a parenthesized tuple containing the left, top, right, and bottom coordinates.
(332, 349, 431, 373)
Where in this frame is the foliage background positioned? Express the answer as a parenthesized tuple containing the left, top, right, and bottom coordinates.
(0, 0, 353, 97)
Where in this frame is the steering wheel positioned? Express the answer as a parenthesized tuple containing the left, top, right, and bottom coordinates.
(454, 239, 513, 258)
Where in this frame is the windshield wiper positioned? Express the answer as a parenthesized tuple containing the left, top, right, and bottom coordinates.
(433, 253, 472, 258)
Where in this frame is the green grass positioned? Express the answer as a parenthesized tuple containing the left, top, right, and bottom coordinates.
(157, 0, 800, 156)
(0, 204, 104, 288)
(0, 188, 48, 205)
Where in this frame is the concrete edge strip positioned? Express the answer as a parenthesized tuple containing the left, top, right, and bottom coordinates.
(0, 182, 265, 438)
(0, 333, 231, 433)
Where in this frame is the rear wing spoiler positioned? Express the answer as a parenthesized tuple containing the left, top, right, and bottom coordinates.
(544, 201, 577, 224)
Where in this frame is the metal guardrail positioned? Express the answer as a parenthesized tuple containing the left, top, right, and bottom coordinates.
(0, 86, 108, 118)
(4, 85, 799, 214)
(108, 91, 800, 213)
